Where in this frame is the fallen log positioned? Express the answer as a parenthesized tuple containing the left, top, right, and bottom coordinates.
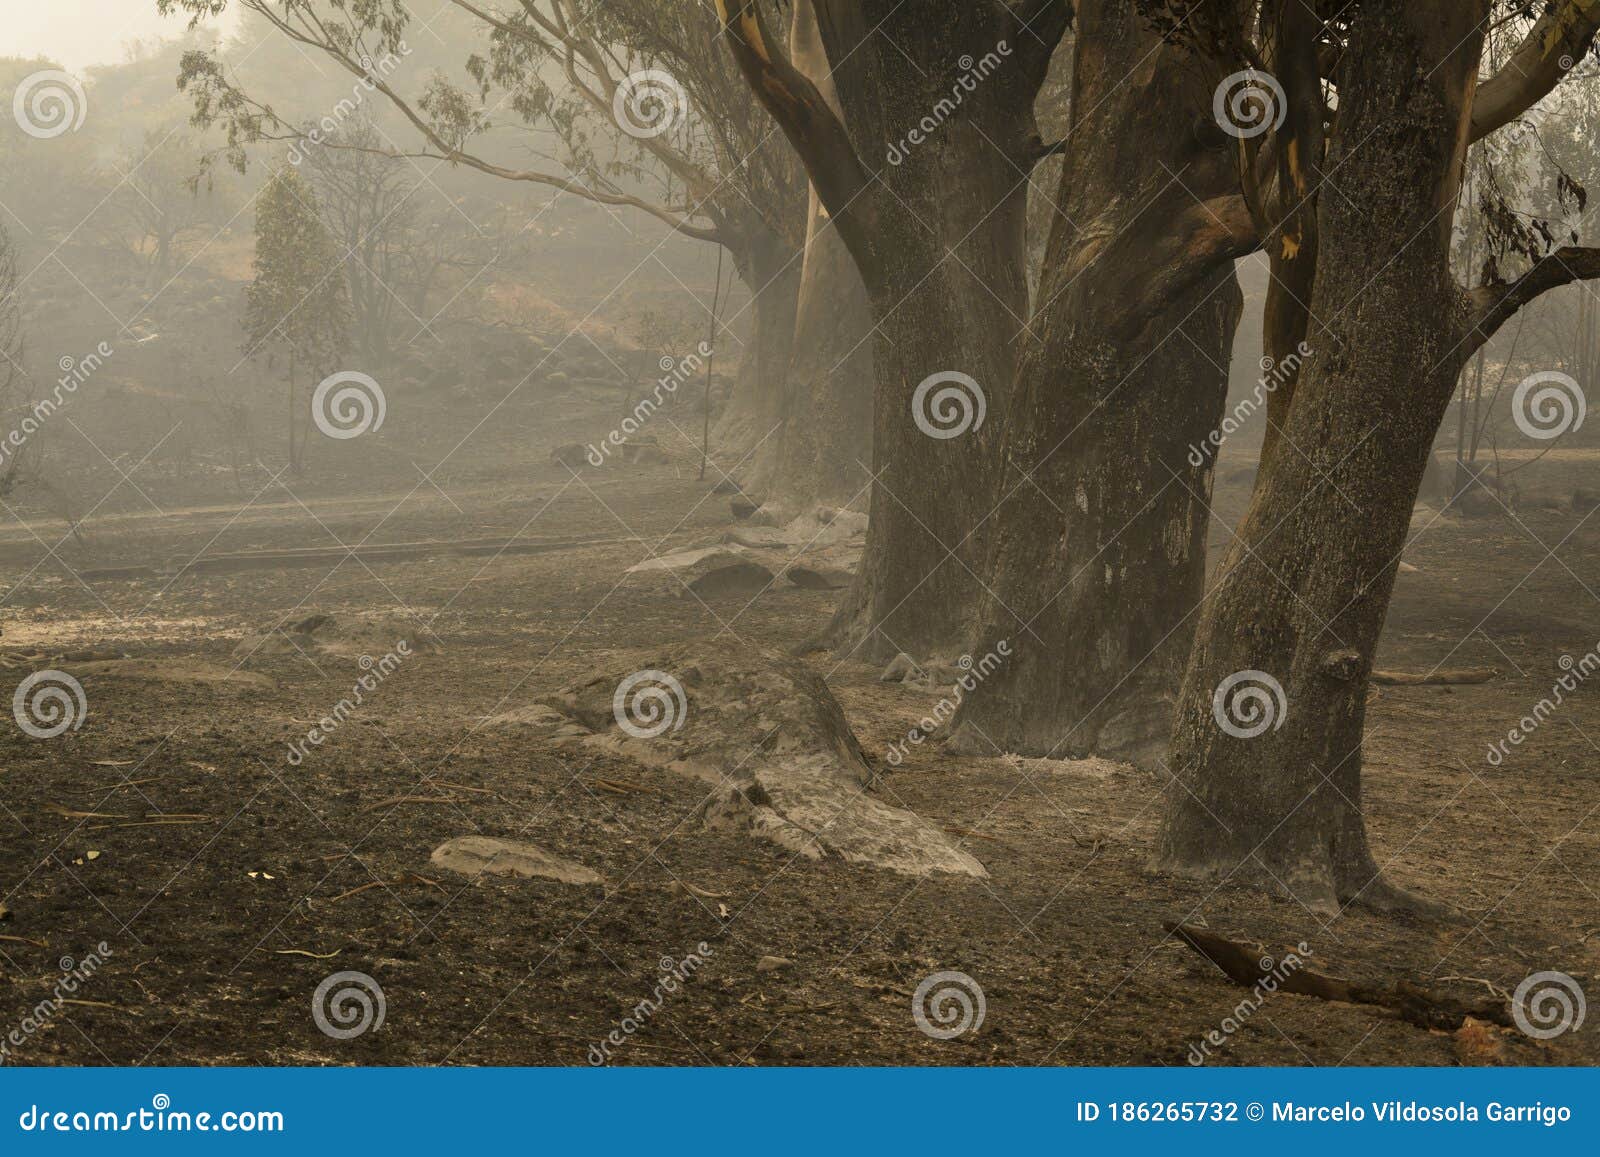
(1370, 667, 1496, 686)
(1165, 921, 1512, 1030)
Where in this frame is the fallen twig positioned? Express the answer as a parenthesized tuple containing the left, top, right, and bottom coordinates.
(358, 795, 464, 813)
(1371, 667, 1496, 686)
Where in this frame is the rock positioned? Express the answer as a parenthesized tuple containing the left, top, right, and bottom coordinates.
(544, 642, 986, 878)
(786, 564, 852, 590)
(880, 653, 918, 682)
(756, 955, 793, 973)
(550, 443, 590, 469)
(730, 496, 759, 521)
(430, 836, 603, 885)
(233, 612, 425, 662)
(626, 547, 774, 600)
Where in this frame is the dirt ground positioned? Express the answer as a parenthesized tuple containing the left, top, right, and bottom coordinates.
(1, 414, 1598, 1068)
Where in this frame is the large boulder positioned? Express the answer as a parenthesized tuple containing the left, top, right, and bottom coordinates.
(540, 643, 986, 878)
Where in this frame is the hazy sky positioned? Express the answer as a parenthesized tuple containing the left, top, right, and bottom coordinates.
(6, 1, 240, 71)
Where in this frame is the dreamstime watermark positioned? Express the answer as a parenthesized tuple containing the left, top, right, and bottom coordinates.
(912, 371, 986, 440)
(1213, 69, 1286, 139)
(587, 942, 714, 1064)
(1, 342, 114, 471)
(12, 670, 86, 739)
(1485, 644, 1600, 765)
(1187, 341, 1312, 467)
(884, 641, 1011, 766)
(612, 670, 687, 739)
(285, 642, 411, 765)
(912, 970, 986, 1040)
(1512, 370, 1586, 440)
(1511, 970, 1585, 1040)
(12, 70, 88, 139)
(1211, 669, 1287, 739)
(0, 943, 112, 1063)
(886, 42, 1013, 165)
(1186, 942, 1312, 1065)
(286, 44, 413, 165)
(586, 342, 711, 466)
(311, 371, 386, 439)
(311, 971, 385, 1040)
(613, 69, 687, 140)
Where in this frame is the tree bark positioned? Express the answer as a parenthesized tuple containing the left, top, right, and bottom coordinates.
(716, 0, 1068, 661)
(949, 0, 1252, 763)
(1156, 0, 1492, 914)
(710, 226, 804, 466)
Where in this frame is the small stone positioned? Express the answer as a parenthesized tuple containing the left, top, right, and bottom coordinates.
(430, 836, 604, 886)
(756, 955, 793, 973)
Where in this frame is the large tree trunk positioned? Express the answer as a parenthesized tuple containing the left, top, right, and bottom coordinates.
(807, 2, 1040, 662)
(949, 0, 1250, 763)
(1156, 0, 1489, 914)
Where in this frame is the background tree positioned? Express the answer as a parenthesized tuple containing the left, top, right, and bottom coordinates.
(243, 166, 349, 475)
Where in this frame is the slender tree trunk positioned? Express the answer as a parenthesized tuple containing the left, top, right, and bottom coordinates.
(710, 228, 803, 467)
(1157, 1, 1490, 914)
(949, 0, 1250, 763)
(748, 0, 874, 514)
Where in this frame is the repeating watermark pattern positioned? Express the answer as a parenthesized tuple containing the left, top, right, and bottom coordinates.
(912, 371, 986, 440)
(886, 42, 1013, 165)
(588, 942, 714, 1065)
(1212, 70, 1286, 139)
(612, 70, 687, 140)
(612, 670, 687, 739)
(286, 44, 413, 165)
(1512, 370, 1586, 440)
(1186, 942, 1312, 1065)
(1485, 644, 1599, 765)
(285, 643, 411, 765)
(885, 641, 1011, 766)
(1511, 970, 1586, 1040)
(1211, 670, 1287, 739)
(12, 70, 88, 140)
(1187, 342, 1312, 467)
(312, 971, 386, 1040)
(0, 943, 112, 1063)
(12, 670, 87, 739)
(311, 371, 386, 439)
(586, 342, 710, 466)
(912, 970, 986, 1040)
(0, 342, 114, 473)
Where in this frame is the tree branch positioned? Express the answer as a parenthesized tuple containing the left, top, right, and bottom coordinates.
(1465, 245, 1600, 354)
(712, 0, 876, 250)
(1471, 0, 1600, 141)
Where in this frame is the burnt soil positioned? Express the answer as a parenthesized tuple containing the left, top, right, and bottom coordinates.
(1, 430, 1598, 1068)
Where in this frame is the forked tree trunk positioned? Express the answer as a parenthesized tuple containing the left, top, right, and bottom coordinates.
(950, 0, 1251, 763)
(1157, 1, 1490, 914)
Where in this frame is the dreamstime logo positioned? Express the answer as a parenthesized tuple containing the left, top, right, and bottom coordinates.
(1187, 942, 1312, 1065)
(1213, 70, 1286, 140)
(886, 41, 1013, 165)
(12, 70, 88, 139)
(912, 971, 985, 1040)
(1512, 370, 1586, 440)
(311, 371, 386, 439)
(588, 941, 714, 1065)
(312, 971, 386, 1040)
(1211, 669, 1287, 739)
(12, 670, 86, 739)
(612, 670, 687, 739)
(1512, 970, 1586, 1040)
(912, 371, 986, 440)
(885, 642, 1011, 766)
(1486, 644, 1598, 765)
(613, 70, 687, 139)
(586, 342, 710, 466)
(285, 642, 411, 765)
